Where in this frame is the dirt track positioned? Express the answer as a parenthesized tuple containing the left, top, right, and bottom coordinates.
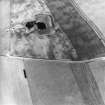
(75, 0, 105, 35)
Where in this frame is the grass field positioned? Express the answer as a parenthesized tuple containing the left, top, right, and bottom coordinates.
(46, 0, 105, 60)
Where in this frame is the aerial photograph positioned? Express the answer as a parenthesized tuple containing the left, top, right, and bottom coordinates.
(0, 0, 105, 105)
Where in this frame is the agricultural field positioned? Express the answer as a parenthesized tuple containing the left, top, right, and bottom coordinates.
(46, 0, 105, 60)
(0, 0, 105, 105)
(1, 0, 105, 61)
